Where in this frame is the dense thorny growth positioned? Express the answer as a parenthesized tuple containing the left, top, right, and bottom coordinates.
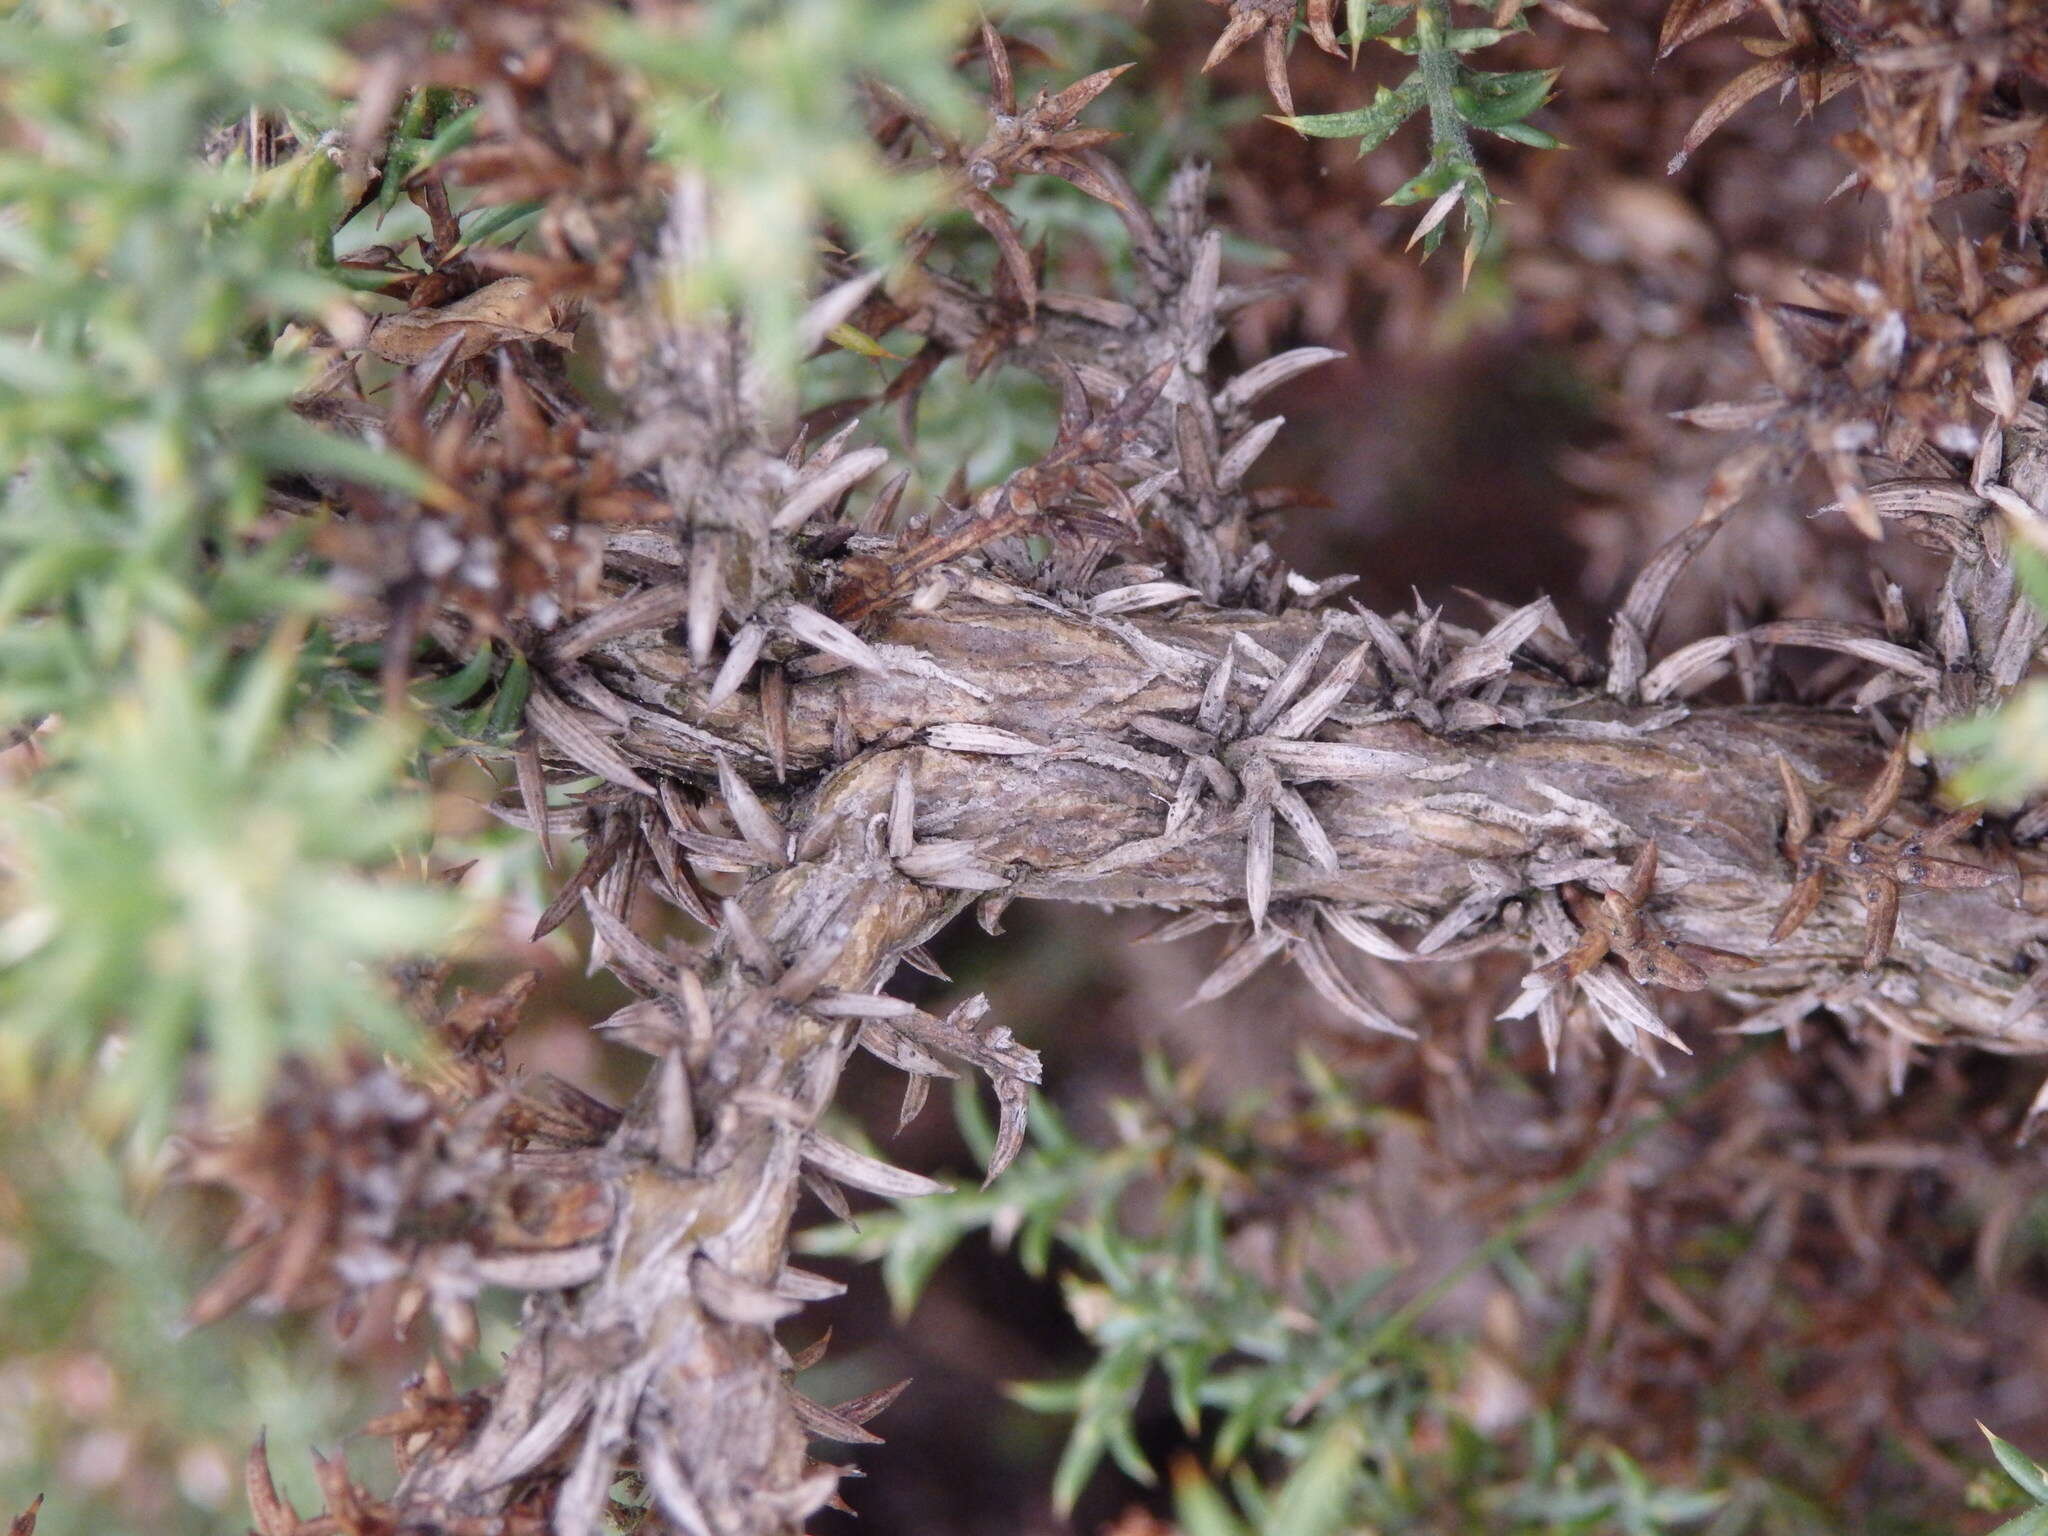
(13, 0, 2048, 1533)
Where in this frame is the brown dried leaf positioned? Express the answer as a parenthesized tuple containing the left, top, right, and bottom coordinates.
(362, 277, 573, 366)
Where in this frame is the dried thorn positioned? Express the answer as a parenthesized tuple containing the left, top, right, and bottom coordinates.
(531, 815, 629, 942)
(707, 622, 767, 708)
(1668, 941, 1762, 983)
(686, 534, 727, 671)
(1841, 735, 1910, 841)
(897, 1072, 931, 1132)
(1775, 753, 1813, 857)
(639, 1431, 717, 1536)
(1538, 990, 1565, 1072)
(800, 1130, 950, 1198)
(1174, 401, 1218, 498)
(804, 1169, 854, 1225)
(471, 1245, 606, 1290)
(693, 1254, 802, 1326)
(1769, 870, 1826, 946)
(1270, 638, 1373, 741)
(988, 1074, 1031, 1184)
(515, 731, 554, 872)
(761, 665, 790, 783)
(784, 601, 890, 676)
(1306, 0, 1341, 53)
(1217, 347, 1343, 415)
(889, 761, 918, 860)
(722, 898, 784, 979)
(1165, 759, 1206, 835)
(773, 922, 850, 1005)
(1053, 354, 1093, 440)
(1896, 851, 2006, 891)
(1244, 804, 1275, 930)
(526, 680, 653, 797)
(789, 1391, 886, 1446)
(594, 997, 680, 1056)
(1245, 625, 1330, 736)
(864, 467, 912, 533)
(547, 582, 693, 663)
(896, 837, 1009, 890)
(1621, 839, 1659, 907)
(788, 1328, 834, 1374)
(1192, 923, 1288, 1003)
(1860, 877, 1901, 971)
(1295, 928, 1415, 1038)
(977, 890, 1013, 935)
(1113, 358, 1177, 427)
(833, 1377, 914, 1427)
(184, 1240, 277, 1330)
(1197, 646, 1237, 736)
(1320, 906, 1414, 962)
(1203, 6, 1266, 73)
(778, 1268, 848, 1303)
(245, 1434, 297, 1536)
(1532, 926, 1611, 989)
(774, 445, 890, 533)
(654, 1048, 695, 1168)
(1042, 61, 1135, 124)
(980, 21, 1015, 114)
(1216, 415, 1286, 492)
(1271, 784, 1338, 871)
(715, 753, 788, 867)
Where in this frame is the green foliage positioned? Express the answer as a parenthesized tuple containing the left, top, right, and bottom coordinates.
(1274, 0, 1561, 268)
(0, 0, 458, 1139)
(1926, 544, 2048, 806)
(0, 0, 393, 716)
(804, 1059, 1724, 1531)
(0, 628, 458, 1134)
(1975, 1428, 2048, 1536)
(1929, 679, 2048, 808)
(0, 1122, 372, 1536)
(591, 0, 986, 371)
(1168, 1422, 1730, 1536)
(803, 343, 1061, 501)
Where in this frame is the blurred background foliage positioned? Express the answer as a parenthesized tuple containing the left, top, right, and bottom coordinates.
(0, 0, 451, 1135)
(7, 1, 2048, 1535)
(1929, 549, 2048, 809)
(591, 0, 982, 370)
(0, 1121, 377, 1535)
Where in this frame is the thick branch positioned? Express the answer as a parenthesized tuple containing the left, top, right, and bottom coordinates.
(592, 590, 2048, 1053)
(395, 829, 962, 1535)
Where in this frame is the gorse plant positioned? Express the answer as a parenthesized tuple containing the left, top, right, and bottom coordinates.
(0, 0, 397, 716)
(1268, 0, 1570, 272)
(0, 0, 456, 1134)
(1925, 547, 2048, 809)
(6, 1, 2048, 1535)
(587, 0, 983, 371)
(0, 626, 453, 1130)
(806, 1062, 1730, 1531)
(0, 1120, 377, 1536)
(1978, 1429, 2048, 1536)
